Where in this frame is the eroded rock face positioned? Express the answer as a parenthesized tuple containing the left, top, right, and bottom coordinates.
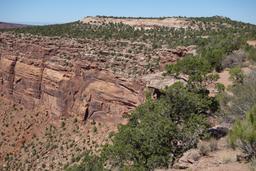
(0, 33, 144, 121)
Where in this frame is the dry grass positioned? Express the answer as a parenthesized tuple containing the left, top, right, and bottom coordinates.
(250, 157, 256, 171)
(198, 142, 210, 156)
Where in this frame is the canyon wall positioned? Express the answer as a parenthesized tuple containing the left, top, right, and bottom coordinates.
(0, 33, 144, 121)
(0, 33, 192, 121)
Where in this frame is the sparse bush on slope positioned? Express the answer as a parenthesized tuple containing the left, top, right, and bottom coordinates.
(245, 46, 256, 62)
(229, 105, 256, 160)
(220, 71, 256, 120)
(65, 152, 106, 171)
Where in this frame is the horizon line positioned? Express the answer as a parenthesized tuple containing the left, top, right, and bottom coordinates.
(1, 15, 256, 26)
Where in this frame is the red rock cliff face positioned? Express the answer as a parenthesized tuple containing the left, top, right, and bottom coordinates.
(0, 33, 144, 121)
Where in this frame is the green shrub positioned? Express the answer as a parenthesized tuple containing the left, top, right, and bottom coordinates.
(165, 56, 211, 83)
(92, 126, 97, 133)
(203, 48, 224, 70)
(229, 105, 256, 160)
(216, 83, 225, 93)
(61, 121, 65, 128)
(165, 55, 215, 96)
(207, 73, 220, 84)
(229, 67, 244, 84)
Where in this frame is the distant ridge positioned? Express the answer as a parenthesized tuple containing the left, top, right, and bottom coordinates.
(0, 22, 28, 29)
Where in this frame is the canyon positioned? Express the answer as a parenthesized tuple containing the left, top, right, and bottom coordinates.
(1, 16, 255, 171)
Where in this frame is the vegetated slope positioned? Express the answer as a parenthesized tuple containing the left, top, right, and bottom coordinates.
(7, 16, 256, 49)
(0, 16, 256, 171)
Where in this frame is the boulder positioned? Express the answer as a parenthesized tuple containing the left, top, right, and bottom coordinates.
(208, 123, 231, 139)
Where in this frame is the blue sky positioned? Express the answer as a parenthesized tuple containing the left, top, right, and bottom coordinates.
(0, 0, 256, 25)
